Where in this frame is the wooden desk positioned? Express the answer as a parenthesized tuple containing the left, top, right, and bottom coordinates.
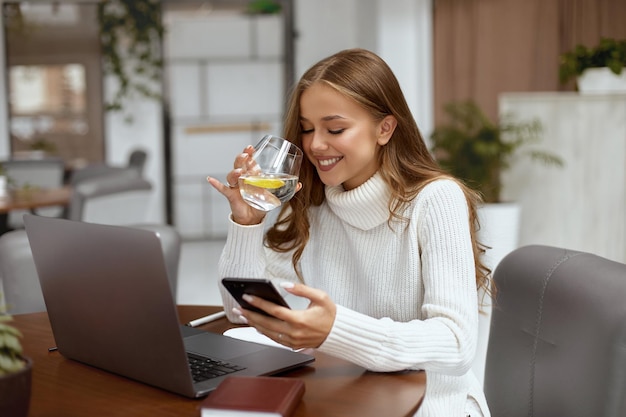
(14, 305, 425, 417)
(0, 186, 71, 214)
(0, 186, 71, 234)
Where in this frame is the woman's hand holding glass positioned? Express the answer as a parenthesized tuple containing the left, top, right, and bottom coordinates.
(207, 146, 263, 226)
(208, 135, 303, 226)
(238, 135, 303, 211)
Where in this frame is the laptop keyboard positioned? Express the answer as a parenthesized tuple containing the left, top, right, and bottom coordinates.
(187, 352, 246, 383)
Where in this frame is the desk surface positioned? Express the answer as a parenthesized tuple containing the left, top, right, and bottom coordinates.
(0, 186, 71, 214)
(15, 305, 425, 417)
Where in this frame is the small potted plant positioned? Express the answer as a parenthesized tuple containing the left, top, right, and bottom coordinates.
(559, 37, 626, 93)
(0, 309, 32, 417)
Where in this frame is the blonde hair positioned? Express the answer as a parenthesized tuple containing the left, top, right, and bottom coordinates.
(265, 48, 491, 296)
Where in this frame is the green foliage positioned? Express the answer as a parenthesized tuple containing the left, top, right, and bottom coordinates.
(30, 139, 57, 153)
(247, 0, 282, 14)
(559, 38, 626, 84)
(430, 101, 563, 203)
(0, 313, 25, 376)
(98, 0, 165, 123)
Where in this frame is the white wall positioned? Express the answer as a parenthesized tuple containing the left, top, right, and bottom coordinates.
(294, 0, 364, 75)
(103, 76, 165, 223)
(500, 92, 626, 264)
(294, 0, 434, 137)
(164, 11, 285, 239)
(376, 0, 434, 140)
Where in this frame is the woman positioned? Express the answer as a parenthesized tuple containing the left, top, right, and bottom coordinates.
(207, 48, 491, 417)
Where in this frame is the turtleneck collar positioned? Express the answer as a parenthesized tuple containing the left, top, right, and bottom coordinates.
(324, 172, 391, 230)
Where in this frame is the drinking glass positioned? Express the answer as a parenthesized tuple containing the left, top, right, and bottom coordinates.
(238, 135, 303, 211)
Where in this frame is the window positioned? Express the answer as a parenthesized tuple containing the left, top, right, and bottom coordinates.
(9, 64, 88, 142)
(4, 2, 104, 166)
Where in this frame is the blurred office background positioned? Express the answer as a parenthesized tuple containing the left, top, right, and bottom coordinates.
(0, 0, 624, 305)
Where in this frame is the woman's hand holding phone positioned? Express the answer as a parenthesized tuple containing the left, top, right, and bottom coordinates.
(223, 278, 337, 350)
(221, 278, 291, 317)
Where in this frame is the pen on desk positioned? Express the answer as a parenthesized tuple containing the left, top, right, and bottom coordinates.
(185, 310, 226, 327)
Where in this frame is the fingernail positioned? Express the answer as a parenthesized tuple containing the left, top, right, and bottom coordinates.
(232, 308, 248, 323)
(280, 281, 295, 289)
(242, 294, 253, 303)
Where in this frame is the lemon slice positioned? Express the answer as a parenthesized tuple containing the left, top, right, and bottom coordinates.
(243, 177, 285, 189)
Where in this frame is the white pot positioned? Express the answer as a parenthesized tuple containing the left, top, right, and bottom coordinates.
(577, 67, 626, 94)
(477, 202, 522, 272)
(473, 202, 521, 387)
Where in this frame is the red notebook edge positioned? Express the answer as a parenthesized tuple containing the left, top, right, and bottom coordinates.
(200, 376, 305, 417)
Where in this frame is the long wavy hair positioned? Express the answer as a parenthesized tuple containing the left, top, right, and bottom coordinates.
(265, 48, 491, 296)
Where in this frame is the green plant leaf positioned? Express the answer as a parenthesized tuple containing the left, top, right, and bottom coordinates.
(0, 310, 25, 374)
(98, 0, 164, 123)
(0, 353, 25, 375)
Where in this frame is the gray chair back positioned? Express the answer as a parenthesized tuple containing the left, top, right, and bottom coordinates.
(69, 164, 139, 186)
(67, 174, 153, 225)
(484, 245, 626, 417)
(0, 223, 181, 315)
(127, 149, 147, 175)
(68, 149, 147, 186)
(0, 229, 45, 314)
(131, 223, 182, 301)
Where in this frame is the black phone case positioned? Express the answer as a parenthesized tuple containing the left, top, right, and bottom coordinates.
(222, 278, 290, 316)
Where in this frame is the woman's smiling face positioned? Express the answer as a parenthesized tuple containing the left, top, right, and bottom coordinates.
(299, 82, 395, 190)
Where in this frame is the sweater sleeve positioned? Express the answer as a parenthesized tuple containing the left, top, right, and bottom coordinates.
(217, 215, 267, 322)
(217, 214, 299, 322)
(318, 180, 479, 375)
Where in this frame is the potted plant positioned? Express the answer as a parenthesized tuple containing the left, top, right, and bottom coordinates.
(0, 310, 32, 417)
(430, 100, 563, 204)
(559, 37, 626, 93)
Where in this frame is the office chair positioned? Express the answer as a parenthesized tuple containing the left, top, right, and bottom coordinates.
(132, 223, 182, 301)
(1, 157, 66, 228)
(68, 149, 147, 186)
(0, 229, 44, 314)
(484, 245, 626, 417)
(0, 223, 181, 315)
(67, 174, 153, 225)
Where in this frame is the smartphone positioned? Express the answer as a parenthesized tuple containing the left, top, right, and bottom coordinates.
(222, 278, 291, 317)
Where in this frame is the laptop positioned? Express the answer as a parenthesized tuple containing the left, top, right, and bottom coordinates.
(23, 214, 314, 398)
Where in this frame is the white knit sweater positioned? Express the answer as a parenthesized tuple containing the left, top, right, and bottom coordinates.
(217, 173, 490, 417)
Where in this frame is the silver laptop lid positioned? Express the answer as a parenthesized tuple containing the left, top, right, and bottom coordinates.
(23, 214, 196, 397)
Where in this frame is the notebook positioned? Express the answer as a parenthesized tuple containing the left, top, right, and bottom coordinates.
(23, 214, 314, 398)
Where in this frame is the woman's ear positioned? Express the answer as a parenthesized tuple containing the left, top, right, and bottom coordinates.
(377, 115, 397, 146)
